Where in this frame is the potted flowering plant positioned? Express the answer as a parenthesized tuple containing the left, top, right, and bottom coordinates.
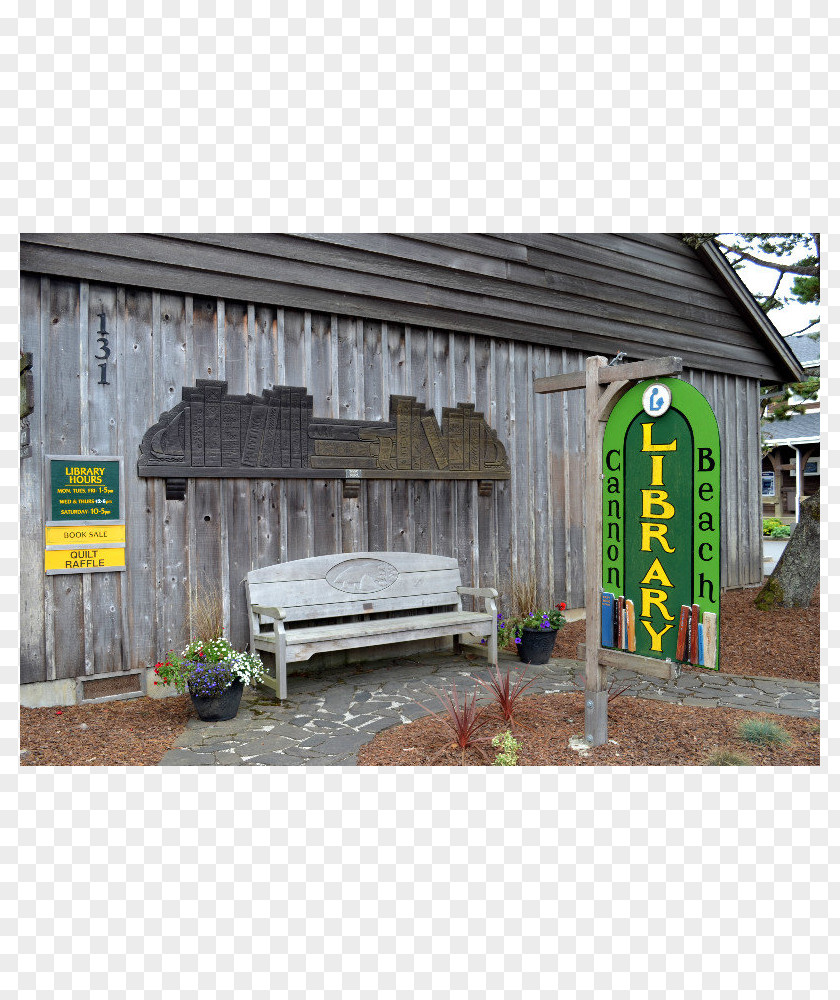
(154, 636, 265, 721)
(499, 603, 567, 665)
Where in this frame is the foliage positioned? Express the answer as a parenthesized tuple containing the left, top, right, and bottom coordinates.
(498, 603, 566, 647)
(491, 731, 520, 766)
(769, 524, 791, 539)
(682, 233, 820, 422)
(415, 683, 492, 765)
(154, 635, 264, 694)
(186, 580, 225, 643)
(703, 750, 754, 766)
(762, 517, 784, 535)
(737, 717, 792, 747)
(682, 232, 819, 315)
(474, 664, 538, 726)
(185, 660, 240, 699)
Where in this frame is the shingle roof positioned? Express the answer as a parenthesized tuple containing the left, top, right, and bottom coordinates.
(763, 410, 820, 444)
(785, 333, 820, 367)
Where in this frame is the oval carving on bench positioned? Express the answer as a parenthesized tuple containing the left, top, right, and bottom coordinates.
(326, 558, 399, 595)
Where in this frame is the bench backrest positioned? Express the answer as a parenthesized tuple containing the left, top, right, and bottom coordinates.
(246, 552, 463, 624)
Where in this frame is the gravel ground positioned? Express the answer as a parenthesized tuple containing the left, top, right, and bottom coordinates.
(19, 585, 820, 767)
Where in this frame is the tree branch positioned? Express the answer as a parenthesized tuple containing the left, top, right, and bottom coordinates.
(717, 243, 819, 277)
(788, 319, 820, 337)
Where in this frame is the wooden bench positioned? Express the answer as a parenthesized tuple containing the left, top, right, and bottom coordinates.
(245, 552, 498, 700)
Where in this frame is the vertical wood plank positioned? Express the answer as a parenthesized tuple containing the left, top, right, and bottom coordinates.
(531, 346, 551, 602)
(362, 319, 386, 550)
(747, 379, 762, 584)
(155, 293, 190, 652)
(408, 325, 432, 554)
(310, 311, 339, 557)
(252, 305, 280, 572)
(337, 315, 365, 553)
(492, 333, 512, 603)
(387, 322, 410, 551)
(565, 349, 587, 608)
(275, 307, 289, 563)
(283, 308, 311, 560)
(585, 354, 608, 746)
(122, 288, 157, 667)
(430, 330, 452, 560)
(189, 296, 225, 630)
(223, 300, 252, 649)
(79, 282, 93, 677)
(86, 283, 125, 673)
(45, 279, 85, 681)
(19, 275, 47, 683)
(114, 285, 133, 672)
(473, 333, 494, 593)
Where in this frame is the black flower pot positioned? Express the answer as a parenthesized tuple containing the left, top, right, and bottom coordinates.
(517, 628, 558, 665)
(188, 679, 245, 722)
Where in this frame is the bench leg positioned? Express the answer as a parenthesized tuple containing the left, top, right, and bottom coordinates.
(452, 634, 461, 655)
(487, 624, 498, 667)
(275, 630, 287, 701)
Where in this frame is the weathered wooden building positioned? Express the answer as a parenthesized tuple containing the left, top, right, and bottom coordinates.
(19, 234, 803, 702)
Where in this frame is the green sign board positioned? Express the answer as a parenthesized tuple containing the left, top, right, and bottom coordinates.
(49, 457, 121, 523)
(602, 379, 721, 669)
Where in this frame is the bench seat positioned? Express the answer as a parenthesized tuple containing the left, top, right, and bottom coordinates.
(246, 552, 498, 700)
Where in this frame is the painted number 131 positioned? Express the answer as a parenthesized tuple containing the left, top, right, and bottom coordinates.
(95, 311, 110, 385)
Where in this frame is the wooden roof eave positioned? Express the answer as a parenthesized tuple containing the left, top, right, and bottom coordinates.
(692, 239, 805, 385)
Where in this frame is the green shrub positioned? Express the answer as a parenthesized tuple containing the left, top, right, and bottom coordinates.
(491, 730, 520, 766)
(762, 517, 784, 536)
(769, 524, 791, 538)
(704, 750, 754, 766)
(737, 717, 792, 747)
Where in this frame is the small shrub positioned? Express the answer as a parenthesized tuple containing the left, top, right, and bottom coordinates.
(415, 683, 492, 764)
(769, 524, 791, 538)
(762, 517, 784, 536)
(737, 717, 792, 747)
(491, 731, 520, 766)
(704, 750, 754, 766)
(474, 664, 538, 726)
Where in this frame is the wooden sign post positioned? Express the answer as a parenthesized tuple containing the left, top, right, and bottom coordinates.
(535, 354, 688, 746)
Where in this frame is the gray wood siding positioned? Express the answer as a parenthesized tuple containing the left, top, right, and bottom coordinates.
(19, 274, 764, 684)
(20, 233, 796, 382)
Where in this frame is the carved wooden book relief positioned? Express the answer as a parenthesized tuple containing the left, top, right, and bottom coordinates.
(138, 380, 509, 497)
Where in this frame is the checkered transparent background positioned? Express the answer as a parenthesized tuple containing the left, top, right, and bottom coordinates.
(2, 4, 837, 999)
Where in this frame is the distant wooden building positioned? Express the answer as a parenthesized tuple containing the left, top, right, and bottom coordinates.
(19, 234, 803, 702)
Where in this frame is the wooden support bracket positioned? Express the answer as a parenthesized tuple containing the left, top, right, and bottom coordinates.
(534, 355, 683, 395)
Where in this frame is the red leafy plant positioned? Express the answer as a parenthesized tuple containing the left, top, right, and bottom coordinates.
(414, 683, 493, 765)
(473, 664, 537, 728)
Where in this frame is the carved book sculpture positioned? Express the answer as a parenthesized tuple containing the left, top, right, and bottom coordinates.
(138, 380, 510, 499)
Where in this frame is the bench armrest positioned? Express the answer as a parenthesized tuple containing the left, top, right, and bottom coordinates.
(251, 605, 287, 621)
(456, 586, 498, 613)
(457, 587, 498, 599)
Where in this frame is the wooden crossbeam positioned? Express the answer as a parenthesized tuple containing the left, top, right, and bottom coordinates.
(534, 355, 683, 395)
(576, 644, 680, 682)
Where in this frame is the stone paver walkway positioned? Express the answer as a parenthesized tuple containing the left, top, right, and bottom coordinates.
(160, 648, 819, 767)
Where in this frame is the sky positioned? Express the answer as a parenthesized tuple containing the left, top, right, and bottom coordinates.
(716, 234, 819, 340)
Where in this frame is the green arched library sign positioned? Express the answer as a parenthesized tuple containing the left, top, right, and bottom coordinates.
(602, 378, 721, 669)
